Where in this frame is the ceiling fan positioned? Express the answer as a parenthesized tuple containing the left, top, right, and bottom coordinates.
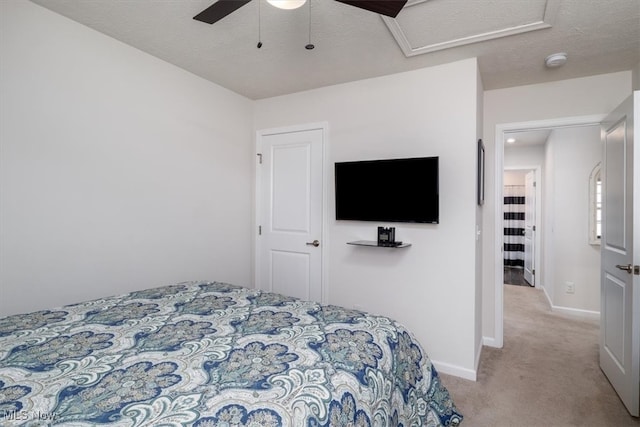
(193, 0, 408, 25)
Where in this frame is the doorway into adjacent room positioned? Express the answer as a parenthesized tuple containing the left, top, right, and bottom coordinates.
(493, 115, 605, 348)
(503, 167, 540, 287)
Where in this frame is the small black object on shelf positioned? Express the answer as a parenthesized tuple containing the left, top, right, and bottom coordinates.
(377, 227, 395, 246)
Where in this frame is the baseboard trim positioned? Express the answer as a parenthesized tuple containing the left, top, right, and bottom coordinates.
(542, 286, 600, 320)
(551, 305, 600, 320)
(542, 285, 553, 307)
(474, 340, 483, 375)
(431, 359, 477, 381)
(482, 336, 500, 348)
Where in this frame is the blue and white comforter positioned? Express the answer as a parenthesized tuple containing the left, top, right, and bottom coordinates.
(0, 281, 462, 426)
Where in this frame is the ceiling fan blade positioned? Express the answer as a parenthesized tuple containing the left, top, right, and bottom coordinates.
(334, 0, 408, 18)
(193, 0, 253, 24)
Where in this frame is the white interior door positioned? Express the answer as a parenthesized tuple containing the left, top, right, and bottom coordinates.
(600, 91, 639, 417)
(523, 170, 536, 286)
(257, 126, 324, 302)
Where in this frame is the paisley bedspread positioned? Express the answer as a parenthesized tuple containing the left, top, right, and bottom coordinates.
(0, 281, 462, 426)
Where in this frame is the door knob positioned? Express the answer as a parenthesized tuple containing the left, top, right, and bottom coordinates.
(306, 240, 320, 247)
(616, 264, 633, 274)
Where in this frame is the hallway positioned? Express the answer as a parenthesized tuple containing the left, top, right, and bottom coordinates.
(441, 285, 640, 426)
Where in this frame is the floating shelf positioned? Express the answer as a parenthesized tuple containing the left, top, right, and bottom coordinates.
(346, 240, 412, 248)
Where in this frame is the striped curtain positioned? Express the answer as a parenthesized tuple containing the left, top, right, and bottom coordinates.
(504, 185, 525, 267)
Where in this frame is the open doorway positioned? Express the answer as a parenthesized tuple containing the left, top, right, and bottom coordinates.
(493, 115, 605, 347)
(503, 166, 541, 287)
(502, 129, 546, 289)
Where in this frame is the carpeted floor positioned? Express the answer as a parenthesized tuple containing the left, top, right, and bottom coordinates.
(441, 285, 640, 427)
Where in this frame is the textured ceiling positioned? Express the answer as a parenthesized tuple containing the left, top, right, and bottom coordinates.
(29, 0, 640, 100)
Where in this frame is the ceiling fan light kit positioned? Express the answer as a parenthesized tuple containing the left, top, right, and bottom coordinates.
(267, 0, 306, 9)
(194, 0, 407, 25)
(193, 0, 408, 50)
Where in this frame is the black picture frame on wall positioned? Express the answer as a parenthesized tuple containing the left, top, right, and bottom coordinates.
(477, 139, 485, 206)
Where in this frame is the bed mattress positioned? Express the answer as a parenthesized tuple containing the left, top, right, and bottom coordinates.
(0, 281, 462, 426)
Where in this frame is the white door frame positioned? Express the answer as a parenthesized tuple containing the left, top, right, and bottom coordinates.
(503, 165, 542, 288)
(493, 114, 605, 348)
(254, 122, 329, 303)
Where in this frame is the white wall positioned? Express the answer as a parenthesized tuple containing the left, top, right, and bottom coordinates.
(503, 170, 528, 186)
(543, 126, 601, 313)
(0, 1, 254, 316)
(505, 144, 546, 169)
(483, 71, 632, 340)
(633, 61, 640, 91)
(254, 59, 482, 378)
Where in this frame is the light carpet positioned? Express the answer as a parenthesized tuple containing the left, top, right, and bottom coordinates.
(441, 284, 640, 427)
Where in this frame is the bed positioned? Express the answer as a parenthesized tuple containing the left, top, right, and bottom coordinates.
(0, 281, 462, 426)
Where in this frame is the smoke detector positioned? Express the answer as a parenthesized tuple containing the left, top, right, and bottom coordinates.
(545, 52, 568, 68)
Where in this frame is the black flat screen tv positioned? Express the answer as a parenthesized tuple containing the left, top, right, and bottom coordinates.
(335, 156, 439, 224)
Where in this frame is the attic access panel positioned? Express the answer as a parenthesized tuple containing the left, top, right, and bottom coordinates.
(383, 0, 560, 57)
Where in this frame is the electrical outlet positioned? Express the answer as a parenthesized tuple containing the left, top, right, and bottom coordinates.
(566, 281, 575, 294)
